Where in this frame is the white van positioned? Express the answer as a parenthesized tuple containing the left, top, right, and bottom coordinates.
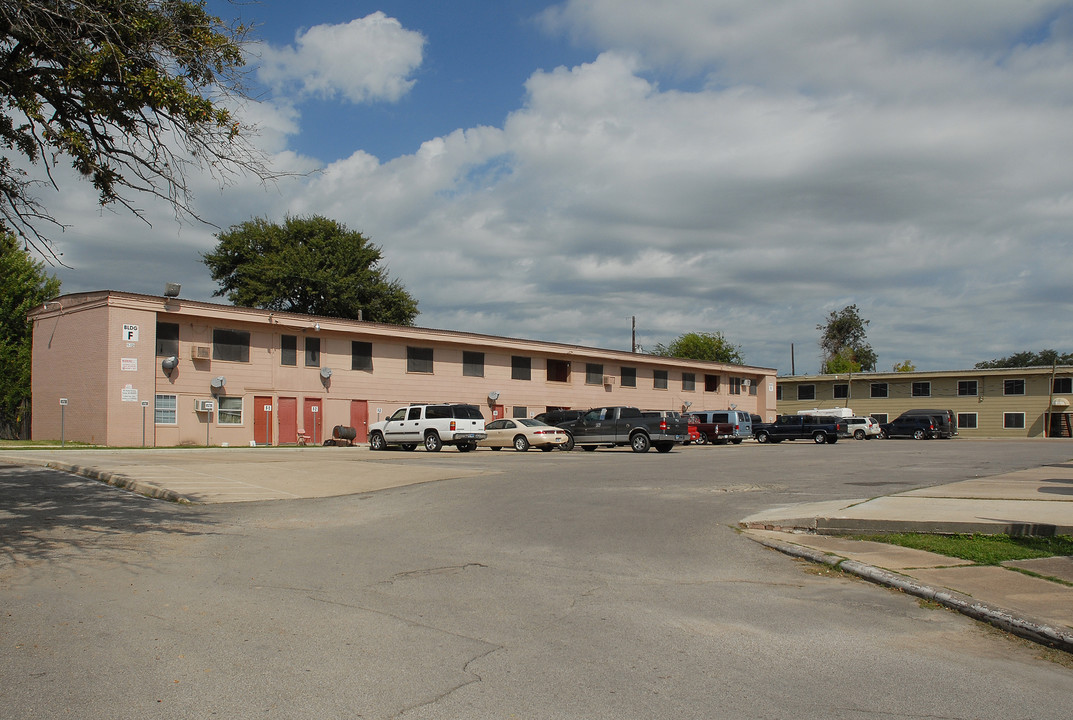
(693, 410, 753, 444)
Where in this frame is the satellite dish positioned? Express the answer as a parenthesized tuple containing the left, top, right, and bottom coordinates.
(488, 390, 500, 401)
(210, 376, 227, 389)
(161, 356, 179, 371)
(164, 282, 181, 298)
(320, 367, 333, 379)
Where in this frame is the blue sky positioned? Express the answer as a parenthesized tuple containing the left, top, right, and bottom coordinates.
(39, 1, 1073, 375)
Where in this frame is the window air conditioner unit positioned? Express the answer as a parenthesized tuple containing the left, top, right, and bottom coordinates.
(602, 375, 615, 385)
(191, 345, 211, 360)
(194, 399, 215, 413)
(742, 379, 751, 387)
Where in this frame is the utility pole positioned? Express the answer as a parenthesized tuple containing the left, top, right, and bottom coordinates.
(632, 316, 636, 353)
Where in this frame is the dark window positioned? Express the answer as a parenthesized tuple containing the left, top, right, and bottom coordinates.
(586, 363, 603, 385)
(426, 405, 451, 420)
(912, 382, 931, 397)
(512, 406, 527, 418)
(1004, 379, 1025, 396)
(749, 382, 757, 396)
(1003, 412, 1025, 429)
(621, 366, 637, 387)
(957, 380, 977, 396)
(682, 372, 695, 391)
(463, 351, 484, 377)
(957, 413, 978, 429)
(729, 377, 743, 395)
(1054, 377, 1072, 394)
(305, 337, 320, 367)
(870, 383, 888, 398)
(281, 335, 297, 366)
(705, 374, 720, 392)
(407, 346, 434, 373)
(547, 359, 570, 382)
(453, 405, 484, 419)
(212, 328, 250, 363)
(654, 370, 668, 389)
(351, 341, 372, 371)
(156, 322, 179, 357)
(797, 384, 816, 401)
(872, 413, 888, 424)
(512, 356, 532, 381)
(775, 385, 783, 401)
(833, 384, 848, 399)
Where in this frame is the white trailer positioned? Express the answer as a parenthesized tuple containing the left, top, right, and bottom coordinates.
(797, 407, 854, 418)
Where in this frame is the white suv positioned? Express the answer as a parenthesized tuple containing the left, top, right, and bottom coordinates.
(368, 404, 487, 452)
(845, 416, 881, 440)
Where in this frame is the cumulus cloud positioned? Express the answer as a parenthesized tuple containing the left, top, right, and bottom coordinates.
(48, 2, 1073, 374)
(256, 12, 425, 103)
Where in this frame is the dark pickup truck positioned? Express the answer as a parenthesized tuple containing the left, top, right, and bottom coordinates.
(557, 406, 687, 452)
(754, 415, 846, 444)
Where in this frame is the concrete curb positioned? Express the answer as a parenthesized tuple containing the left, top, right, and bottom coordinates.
(745, 532, 1073, 654)
(7, 455, 192, 504)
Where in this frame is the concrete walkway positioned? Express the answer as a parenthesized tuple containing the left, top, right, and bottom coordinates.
(3, 447, 1071, 652)
(740, 461, 1073, 652)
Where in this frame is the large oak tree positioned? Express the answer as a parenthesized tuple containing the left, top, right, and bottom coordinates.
(203, 215, 419, 325)
(0, 0, 272, 258)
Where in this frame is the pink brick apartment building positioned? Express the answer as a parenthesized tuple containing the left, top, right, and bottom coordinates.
(30, 291, 777, 447)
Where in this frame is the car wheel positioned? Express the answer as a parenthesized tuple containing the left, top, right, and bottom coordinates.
(562, 434, 575, 451)
(457, 441, 476, 452)
(913, 429, 926, 440)
(732, 438, 743, 445)
(631, 433, 651, 453)
(540, 446, 554, 452)
(489, 446, 502, 451)
(813, 432, 827, 444)
(582, 445, 598, 452)
(424, 432, 443, 452)
(655, 443, 673, 453)
(369, 432, 386, 451)
(696, 432, 708, 445)
(756, 432, 770, 444)
(854, 430, 866, 440)
(401, 444, 416, 452)
(513, 435, 530, 452)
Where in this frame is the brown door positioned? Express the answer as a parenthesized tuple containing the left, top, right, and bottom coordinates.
(350, 400, 369, 443)
(304, 398, 323, 444)
(279, 397, 297, 444)
(254, 396, 273, 445)
(491, 404, 504, 421)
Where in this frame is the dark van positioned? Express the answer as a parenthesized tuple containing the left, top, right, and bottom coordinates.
(896, 409, 958, 438)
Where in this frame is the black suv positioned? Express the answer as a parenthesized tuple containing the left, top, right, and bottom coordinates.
(881, 416, 938, 440)
(533, 409, 585, 427)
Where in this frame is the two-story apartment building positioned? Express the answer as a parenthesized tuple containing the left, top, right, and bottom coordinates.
(775, 368, 1073, 438)
(30, 291, 777, 447)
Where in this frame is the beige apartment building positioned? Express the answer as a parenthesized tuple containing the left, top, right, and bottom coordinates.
(29, 291, 777, 447)
(775, 368, 1073, 438)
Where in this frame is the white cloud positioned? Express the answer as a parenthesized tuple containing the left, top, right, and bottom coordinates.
(45, 2, 1073, 375)
(256, 12, 425, 104)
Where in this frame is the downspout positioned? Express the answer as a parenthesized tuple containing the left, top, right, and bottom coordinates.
(1046, 359, 1057, 439)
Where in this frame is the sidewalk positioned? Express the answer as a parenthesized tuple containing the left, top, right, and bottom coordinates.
(740, 461, 1073, 652)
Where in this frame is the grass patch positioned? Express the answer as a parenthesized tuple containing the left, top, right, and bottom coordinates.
(855, 533, 1073, 565)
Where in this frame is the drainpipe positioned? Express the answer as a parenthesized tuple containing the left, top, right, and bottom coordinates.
(1046, 359, 1057, 439)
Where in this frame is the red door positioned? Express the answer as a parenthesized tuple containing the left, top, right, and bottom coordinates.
(279, 397, 297, 444)
(491, 404, 504, 421)
(350, 400, 369, 443)
(304, 398, 323, 444)
(254, 396, 273, 445)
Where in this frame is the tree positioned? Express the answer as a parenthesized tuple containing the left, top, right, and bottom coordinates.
(0, 231, 60, 438)
(817, 304, 877, 373)
(651, 331, 745, 364)
(892, 360, 916, 372)
(0, 0, 273, 259)
(975, 350, 1073, 369)
(825, 349, 861, 374)
(203, 215, 419, 325)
